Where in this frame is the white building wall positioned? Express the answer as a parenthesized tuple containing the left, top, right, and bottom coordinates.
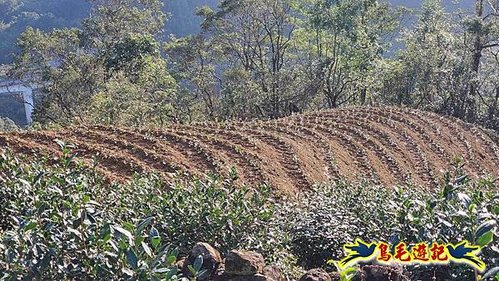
(0, 84, 35, 125)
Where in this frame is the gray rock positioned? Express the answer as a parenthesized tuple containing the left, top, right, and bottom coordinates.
(182, 242, 222, 280)
(263, 265, 284, 281)
(225, 250, 266, 276)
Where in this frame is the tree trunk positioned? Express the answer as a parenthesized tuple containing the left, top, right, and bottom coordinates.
(467, 0, 484, 122)
(360, 87, 367, 105)
(488, 86, 499, 127)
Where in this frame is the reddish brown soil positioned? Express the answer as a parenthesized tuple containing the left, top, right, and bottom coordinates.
(2, 107, 498, 194)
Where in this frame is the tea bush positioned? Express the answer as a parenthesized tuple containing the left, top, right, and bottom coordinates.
(281, 180, 395, 268)
(119, 173, 276, 253)
(1, 146, 498, 280)
(0, 149, 277, 280)
(284, 175, 499, 280)
(0, 151, 184, 280)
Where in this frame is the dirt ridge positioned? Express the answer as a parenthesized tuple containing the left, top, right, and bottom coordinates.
(2, 106, 498, 193)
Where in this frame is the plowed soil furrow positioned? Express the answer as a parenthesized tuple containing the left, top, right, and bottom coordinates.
(315, 108, 451, 170)
(319, 111, 424, 176)
(329, 114, 413, 167)
(3, 107, 498, 193)
(255, 121, 306, 141)
(179, 124, 258, 150)
(234, 126, 312, 191)
(87, 126, 183, 173)
(5, 133, 119, 182)
(417, 112, 499, 175)
(244, 122, 329, 184)
(168, 127, 267, 185)
(468, 127, 499, 166)
(0, 134, 67, 171)
(317, 114, 411, 183)
(484, 130, 499, 163)
(308, 111, 436, 186)
(311, 116, 407, 184)
(293, 117, 380, 183)
(269, 120, 341, 180)
(301, 117, 391, 184)
(37, 130, 141, 181)
(373, 108, 474, 175)
(280, 119, 341, 180)
(2, 133, 62, 158)
(368, 108, 450, 158)
(421, 115, 483, 175)
(329, 108, 440, 185)
(145, 129, 222, 175)
(68, 128, 176, 179)
(89, 125, 200, 177)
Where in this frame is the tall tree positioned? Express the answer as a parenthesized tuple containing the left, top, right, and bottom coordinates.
(165, 34, 222, 121)
(462, 0, 499, 122)
(12, 0, 178, 126)
(197, 0, 300, 119)
(296, 0, 403, 108)
(389, 0, 458, 109)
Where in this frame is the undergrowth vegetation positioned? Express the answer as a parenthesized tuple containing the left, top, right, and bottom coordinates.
(284, 177, 499, 280)
(0, 148, 498, 280)
(0, 118, 17, 132)
(0, 147, 276, 280)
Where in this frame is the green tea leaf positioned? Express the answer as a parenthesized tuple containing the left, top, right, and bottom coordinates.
(194, 255, 203, 272)
(137, 217, 154, 234)
(477, 231, 494, 247)
(151, 236, 161, 250)
(24, 221, 37, 231)
(476, 220, 497, 239)
(126, 249, 138, 269)
(113, 225, 134, 245)
(142, 241, 153, 257)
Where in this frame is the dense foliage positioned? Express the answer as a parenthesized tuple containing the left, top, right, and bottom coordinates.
(0, 0, 218, 64)
(11, 0, 178, 126)
(167, 0, 498, 127)
(0, 0, 90, 63)
(0, 117, 17, 132)
(284, 178, 499, 280)
(0, 146, 276, 279)
(2, 0, 497, 130)
(1, 148, 498, 280)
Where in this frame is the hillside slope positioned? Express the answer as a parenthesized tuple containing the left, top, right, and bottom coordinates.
(1, 107, 498, 193)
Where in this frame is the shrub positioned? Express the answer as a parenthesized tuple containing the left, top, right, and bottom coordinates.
(0, 117, 18, 132)
(282, 180, 396, 268)
(284, 175, 499, 280)
(1, 146, 497, 280)
(0, 151, 182, 280)
(0, 147, 278, 279)
(109, 172, 276, 254)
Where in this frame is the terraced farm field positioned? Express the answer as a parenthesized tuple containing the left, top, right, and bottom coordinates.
(1, 107, 499, 193)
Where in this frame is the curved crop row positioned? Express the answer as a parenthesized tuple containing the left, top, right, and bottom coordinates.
(2, 107, 498, 193)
